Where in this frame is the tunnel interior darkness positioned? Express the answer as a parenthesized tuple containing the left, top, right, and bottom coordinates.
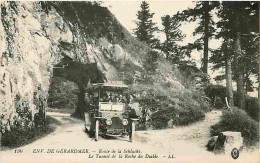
(50, 55, 105, 117)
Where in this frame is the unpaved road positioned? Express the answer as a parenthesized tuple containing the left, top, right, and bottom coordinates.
(1, 110, 259, 163)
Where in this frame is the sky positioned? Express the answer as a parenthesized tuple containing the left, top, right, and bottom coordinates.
(103, 1, 221, 74)
(102, 0, 257, 97)
(103, 1, 196, 35)
(103, 1, 203, 64)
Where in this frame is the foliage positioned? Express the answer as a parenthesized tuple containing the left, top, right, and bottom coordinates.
(210, 109, 259, 147)
(245, 97, 259, 122)
(142, 50, 159, 84)
(1, 116, 55, 148)
(1, 125, 45, 147)
(204, 84, 227, 108)
(50, 1, 124, 43)
(175, 1, 219, 73)
(129, 77, 209, 129)
(212, 1, 259, 79)
(134, 1, 159, 48)
(178, 60, 210, 88)
(211, 2, 259, 110)
(161, 15, 186, 62)
(205, 84, 259, 121)
(47, 77, 78, 110)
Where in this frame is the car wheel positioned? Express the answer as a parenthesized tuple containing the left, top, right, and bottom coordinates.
(95, 119, 99, 141)
(129, 121, 135, 142)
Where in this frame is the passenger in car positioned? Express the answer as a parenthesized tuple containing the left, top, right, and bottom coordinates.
(100, 94, 108, 102)
(107, 93, 116, 102)
(119, 94, 126, 103)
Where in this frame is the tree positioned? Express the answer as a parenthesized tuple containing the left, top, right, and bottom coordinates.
(212, 1, 259, 109)
(161, 15, 185, 62)
(176, 1, 219, 74)
(142, 50, 159, 84)
(134, 1, 159, 48)
(211, 38, 234, 106)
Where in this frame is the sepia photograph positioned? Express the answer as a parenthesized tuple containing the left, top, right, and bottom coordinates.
(0, 0, 259, 162)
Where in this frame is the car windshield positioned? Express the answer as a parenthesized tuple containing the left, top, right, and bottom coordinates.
(99, 102, 124, 112)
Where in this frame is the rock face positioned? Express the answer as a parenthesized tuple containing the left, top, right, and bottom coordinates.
(0, 1, 184, 131)
(0, 1, 143, 130)
(208, 131, 243, 155)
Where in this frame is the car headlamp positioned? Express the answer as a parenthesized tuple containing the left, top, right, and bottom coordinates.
(106, 119, 112, 125)
(122, 119, 128, 125)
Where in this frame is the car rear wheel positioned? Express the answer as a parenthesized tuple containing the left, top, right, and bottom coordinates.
(95, 119, 99, 141)
(129, 121, 135, 142)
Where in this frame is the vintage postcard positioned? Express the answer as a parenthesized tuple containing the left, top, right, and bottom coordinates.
(0, 0, 259, 163)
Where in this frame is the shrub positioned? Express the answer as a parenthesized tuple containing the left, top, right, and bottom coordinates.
(204, 84, 226, 108)
(149, 105, 205, 129)
(1, 116, 54, 148)
(131, 83, 207, 129)
(177, 107, 205, 125)
(210, 109, 259, 147)
(1, 126, 43, 147)
(150, 111, 170, 129)
(47, 77, 78, 110)
(205, 84, 259, 121)
(245, 97, 259, 122)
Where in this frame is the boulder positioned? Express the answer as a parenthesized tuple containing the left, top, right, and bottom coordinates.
(213, 131, 243, 154)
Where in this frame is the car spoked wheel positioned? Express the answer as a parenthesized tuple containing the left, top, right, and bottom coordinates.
(95, 119, 99, 141)
(129, 121, 135, 142)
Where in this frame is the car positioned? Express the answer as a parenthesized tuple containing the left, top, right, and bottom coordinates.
(84, 81, 139, 142)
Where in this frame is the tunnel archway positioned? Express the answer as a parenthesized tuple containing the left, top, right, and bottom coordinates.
(50, 55, 106, 118)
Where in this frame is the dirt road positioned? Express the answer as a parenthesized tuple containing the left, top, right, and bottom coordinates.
(0, 110, 259, 163)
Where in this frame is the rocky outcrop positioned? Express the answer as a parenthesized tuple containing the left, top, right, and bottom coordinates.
(0, 1, 143, 130)
(0, 1, 186, 131)
(207, 131, 243, 155)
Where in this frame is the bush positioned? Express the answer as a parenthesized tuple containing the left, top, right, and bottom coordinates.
(1, 126, 44, 147)
(150, 110, 171, 129)
(1, 116, 54, 148)
(245, 97, 259, 122)
(177, 107, 205, 125)
(131, 82, 207, 129)
(210, 109, 259, 147)
(47, 77, 78, 110)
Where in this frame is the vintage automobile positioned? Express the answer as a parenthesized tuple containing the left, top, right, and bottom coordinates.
(84, 82, 139, 142)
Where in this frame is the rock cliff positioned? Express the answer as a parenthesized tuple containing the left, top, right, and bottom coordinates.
(0, 1, 186, 131)
(0, 1, 149, 128)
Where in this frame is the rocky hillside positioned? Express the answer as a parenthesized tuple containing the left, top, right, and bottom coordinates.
(0, 1, 207, 131)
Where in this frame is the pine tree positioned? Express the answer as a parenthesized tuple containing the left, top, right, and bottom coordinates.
(161, 15, 185, 62)
(143, 50, 159, 84)
(134, 1, 158, 48)
(211, 1, 259, 109)
(176, 1, 219, 74)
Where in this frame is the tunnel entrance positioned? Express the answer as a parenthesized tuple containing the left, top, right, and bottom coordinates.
(48, 55, 105, 118)
(48, 76, 78, 113)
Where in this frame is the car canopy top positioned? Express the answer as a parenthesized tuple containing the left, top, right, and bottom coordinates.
(89, 83, 128, 88)
(88, 81, 128, 92)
